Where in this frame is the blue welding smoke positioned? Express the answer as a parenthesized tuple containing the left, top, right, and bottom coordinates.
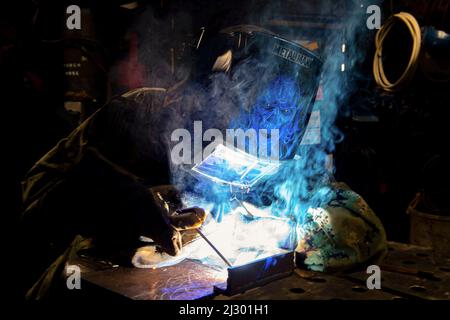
(169, 3, 375, 254)
(260, 7, 371, 232)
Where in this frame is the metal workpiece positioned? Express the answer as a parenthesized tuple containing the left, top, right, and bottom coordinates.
(79, 259, 227, 300)
(344, 242, 450, 300)
(215, 270, 398, 300)
(72, 241, 450, 300)
(214, 251, 295, 296)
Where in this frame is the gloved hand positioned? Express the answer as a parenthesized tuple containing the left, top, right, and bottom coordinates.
(149, 185, 206, 256)
(132, 206, 207, 269)
(79, 182, 206, 258)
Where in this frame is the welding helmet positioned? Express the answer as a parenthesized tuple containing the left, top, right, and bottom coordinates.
(193, 25, 323, 160)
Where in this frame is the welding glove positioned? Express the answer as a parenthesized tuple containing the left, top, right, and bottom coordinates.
(146, 185, 207, 254)
(150, 186, 206, 228)
(132, 205, 207, 268)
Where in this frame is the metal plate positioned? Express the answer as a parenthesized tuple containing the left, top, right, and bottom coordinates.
(214, 251, 295, 295)
(344, 242, 450, 300)
(78, 258, 227, 300)
(383, 241, 450, 273)
(215, 269, 398, 300)
(72, 241, 450, 300)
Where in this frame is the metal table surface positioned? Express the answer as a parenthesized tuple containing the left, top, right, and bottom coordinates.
(72, 242, 450, 300)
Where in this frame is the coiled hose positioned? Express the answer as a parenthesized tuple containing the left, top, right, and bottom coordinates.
(373, 12, 422, 92)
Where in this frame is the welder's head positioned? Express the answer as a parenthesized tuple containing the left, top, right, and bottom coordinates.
(192, 25, 323, 160)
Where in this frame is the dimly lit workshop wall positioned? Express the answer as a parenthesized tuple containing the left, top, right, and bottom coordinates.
(334, 0, 450, 242)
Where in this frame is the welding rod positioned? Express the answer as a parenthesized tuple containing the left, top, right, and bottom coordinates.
(195, 228, 233, 268)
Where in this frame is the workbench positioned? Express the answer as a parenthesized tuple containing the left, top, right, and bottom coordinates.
(71, 242, 450, 300)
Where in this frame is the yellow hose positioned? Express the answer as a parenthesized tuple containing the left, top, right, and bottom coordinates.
(373, 12, 422, 92)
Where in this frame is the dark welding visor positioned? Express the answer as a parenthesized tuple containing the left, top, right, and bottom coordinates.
(195, 25, 323, 160)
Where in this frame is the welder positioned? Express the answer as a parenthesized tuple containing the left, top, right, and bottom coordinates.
(21, 25, 387, 299)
